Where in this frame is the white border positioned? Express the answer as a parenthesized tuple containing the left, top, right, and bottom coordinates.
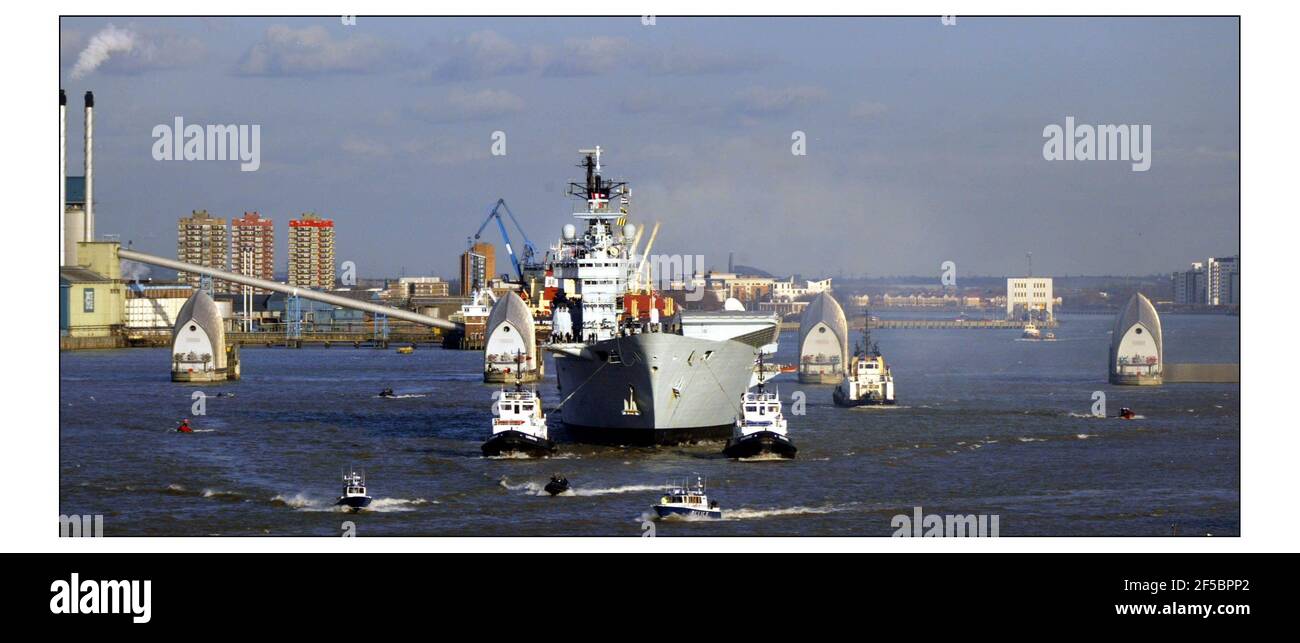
(7, 2, 1295, 554)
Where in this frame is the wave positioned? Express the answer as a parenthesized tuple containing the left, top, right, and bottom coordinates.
(270, 492, 430, 512)
(379, 393, 427, 399)
(499, 478, 664, 497)
(1076, 434, 1095, 439)
(724, 505, 849, 520)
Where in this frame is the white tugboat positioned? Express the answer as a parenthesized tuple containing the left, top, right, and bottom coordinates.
(652, 476, 722, 520)
(724, 354, 797, 459)
(336, 469, 372, 511)
(833, 312, 897, 407)
(1021, 322, 1042, 340)
(482, 355, 556, 457)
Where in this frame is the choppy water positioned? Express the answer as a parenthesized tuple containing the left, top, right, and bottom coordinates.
(59, 312, 1239, 536)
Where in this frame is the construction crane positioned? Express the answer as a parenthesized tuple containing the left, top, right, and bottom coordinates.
(472, 198, 539, 282)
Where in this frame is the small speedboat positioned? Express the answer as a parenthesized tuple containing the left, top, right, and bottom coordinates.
(397, 346, 414, 354)
(652, 477, 722, 520)
(725, 354, 796, 459)
(336, 469, 373, 511)
(378, 388, 395, 398)
(1118, 407, 1137, 420)
(544, 474, 570, 496)
(482, 379, 555, 458)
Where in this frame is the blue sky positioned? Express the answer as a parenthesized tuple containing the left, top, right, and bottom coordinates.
(59, 16, 1238, 280)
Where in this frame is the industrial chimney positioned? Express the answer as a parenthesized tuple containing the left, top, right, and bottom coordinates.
(59, 89, 66, 265)
(83, 91, 94, 243)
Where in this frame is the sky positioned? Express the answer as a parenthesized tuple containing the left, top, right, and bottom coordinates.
(58, 16, 1239, 281)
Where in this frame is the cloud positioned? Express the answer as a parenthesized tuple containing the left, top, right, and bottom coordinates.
(423, 30, 771, 82)
(734, 85, 828, 115)
(236, 25, 405, 76)
(426, 30, 544, 82)
(542, 36, 627, 76)
(67, 24, 205, 78)
(409, 88, 525, 122)
(849, 100, 888, 120)
(634, 47, 775, 76)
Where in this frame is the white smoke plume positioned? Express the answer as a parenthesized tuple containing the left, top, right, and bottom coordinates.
(71, 24, 136, 79)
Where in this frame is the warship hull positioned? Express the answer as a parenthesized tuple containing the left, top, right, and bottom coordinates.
(553, 332, 761, 445)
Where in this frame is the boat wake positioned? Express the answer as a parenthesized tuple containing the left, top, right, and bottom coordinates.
(269, 492, 431, 512)
(499, 478, 664, 497)
(723, 505, 850, 521)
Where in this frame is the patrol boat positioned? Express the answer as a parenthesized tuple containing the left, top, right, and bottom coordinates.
(547, 146, 779, 445)
(652, 476, 722, 520)
(833, 315, 897, 407)
(724, 355, 797, 459)
(482, 358, 556, 458)
(336, 470, 373, 511)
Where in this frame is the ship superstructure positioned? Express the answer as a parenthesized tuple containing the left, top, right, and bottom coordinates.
(547, 147, 779, 445)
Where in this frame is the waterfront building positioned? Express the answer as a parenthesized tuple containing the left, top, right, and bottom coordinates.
(1006, 277, 1054, 320)
(230, 212, 274, 293)
(287, 213, 336, 290)
(1206, 256, 1239, 305)
(1172, 262, 1206, 305)
(460, 242, 496, 296)
(176, 210, 229, 292)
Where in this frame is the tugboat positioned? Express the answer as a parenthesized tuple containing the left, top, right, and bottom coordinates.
(544, 474, 570, 496)
(1021, 322, 1042, 340)
(724, 354, 797, 459)
(833, 312, 897, 407)
(652, 476, 722, 520)
(482, 356, 556, 458)
(336, 469, 373, 511)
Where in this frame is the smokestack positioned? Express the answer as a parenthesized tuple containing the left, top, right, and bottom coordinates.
(83, 91, 93, 243)
(60, 90, 66, 265)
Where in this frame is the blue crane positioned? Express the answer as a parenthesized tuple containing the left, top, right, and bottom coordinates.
(472, 198, 538, 282)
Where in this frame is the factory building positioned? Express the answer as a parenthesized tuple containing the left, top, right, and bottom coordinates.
(288, 213, 335, 289)
(125, 283, 195, 341)
(1006, 277, 1054, 321)
(60, 90, 95, 267)
(1109, 292, 1163, 385)
(231, 212, 275, 293)
(460, 242, 496, 296)
(177, 210, 229, 292)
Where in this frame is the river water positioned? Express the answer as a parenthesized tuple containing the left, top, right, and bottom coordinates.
(59, 312, 1239, 537)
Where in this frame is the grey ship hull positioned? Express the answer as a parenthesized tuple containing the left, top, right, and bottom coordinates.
(553, 332, 760, 445)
